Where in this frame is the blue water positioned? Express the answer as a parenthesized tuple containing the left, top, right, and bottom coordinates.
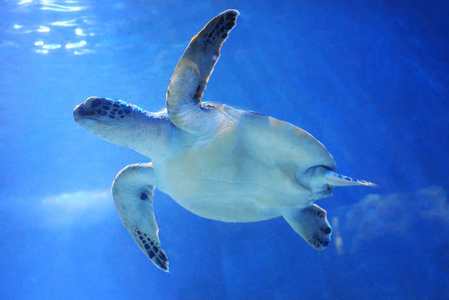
(1, 0, 448, 299)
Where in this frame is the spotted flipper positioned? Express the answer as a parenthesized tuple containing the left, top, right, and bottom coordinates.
(112, 163, 169, 271)
(282, 204, 332, 250)
(166, 9, 238, 134)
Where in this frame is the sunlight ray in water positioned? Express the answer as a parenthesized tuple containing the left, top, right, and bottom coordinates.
(41, 3, 85, 12)
(65, 40, 86, 49)
(75, 28, 86, 36)
(42, 190, 110, 209)
(40, 190, 113, 228)
(51, 19, 79, 27)
(6, 1, 96, 56)
(74, 48, 94, 55)
(17, 0, 32, 5)
(34, 40, 61, 53)
(43, 43, 61, 49)
(36, 25, 50, 33)
(12, 24, 33, 34)
(34, 49, 48, 54)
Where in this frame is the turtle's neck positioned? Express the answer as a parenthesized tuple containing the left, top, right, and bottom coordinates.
(128, 109, 182, 162)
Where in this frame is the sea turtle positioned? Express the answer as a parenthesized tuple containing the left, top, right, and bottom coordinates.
(73, 9, 374, 272)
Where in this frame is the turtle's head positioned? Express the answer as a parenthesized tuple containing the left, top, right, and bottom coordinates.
(73, 97, 148, 147)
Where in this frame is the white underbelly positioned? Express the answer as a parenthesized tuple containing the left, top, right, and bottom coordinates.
(159, 180, 311, 222)
(156, 134, 314, 222)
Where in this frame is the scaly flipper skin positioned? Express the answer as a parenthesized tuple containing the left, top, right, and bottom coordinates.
(282, 205, 332, 250)
(166, 9, 239, 134)
(112, 163, 169, 271)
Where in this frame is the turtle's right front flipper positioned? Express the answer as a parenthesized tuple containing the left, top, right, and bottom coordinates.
(166, 10, 239, 134)
(112, 163, 169, 272)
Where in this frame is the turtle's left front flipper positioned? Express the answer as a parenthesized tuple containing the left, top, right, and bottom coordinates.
(112, 163, 169, 272)
(166, 10, 239, 134)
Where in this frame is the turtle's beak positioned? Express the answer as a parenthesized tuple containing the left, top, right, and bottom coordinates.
(73, 103, 97, 122)
(73, 102, 102, 135)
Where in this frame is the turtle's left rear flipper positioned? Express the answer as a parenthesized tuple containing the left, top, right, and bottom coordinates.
(112, 163, 169, 272)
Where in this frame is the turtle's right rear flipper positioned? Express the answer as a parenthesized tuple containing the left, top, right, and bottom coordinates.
(282, 205, 332, 250)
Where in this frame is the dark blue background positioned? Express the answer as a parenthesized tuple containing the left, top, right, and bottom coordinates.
(1, 0, 448, 299)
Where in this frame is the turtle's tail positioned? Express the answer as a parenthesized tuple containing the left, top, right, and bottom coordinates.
(324, 171, 377, 187)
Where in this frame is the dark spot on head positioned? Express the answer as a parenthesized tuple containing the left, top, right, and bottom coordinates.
(90, 98, 103, 109)
(113, 103, 120, 108)
(140, 192, 148, 200)
(102, 105, 110, 110)
(152, 245, 159, 253)
(148, 251, 155, 258)
(118, 110, 123, 115)
(124, 107, 133, 114)
(214, 23, 220, 30)
(221, 33, 228, 39)
(108, 115, 115, 119)
(322, 240, 329, 247)
(120, 115, 125, 118)
(218, 16, 224, 24)
(77, 105, 94, 117)
(144, 244, 150, 250)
